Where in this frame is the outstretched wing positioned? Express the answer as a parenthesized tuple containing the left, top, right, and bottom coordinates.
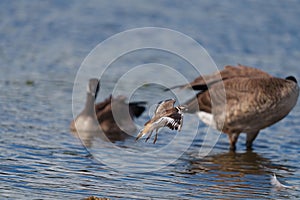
(154, 99, 176, 116)
(151, 115, 183, 132)
(166, 112, 184, 131)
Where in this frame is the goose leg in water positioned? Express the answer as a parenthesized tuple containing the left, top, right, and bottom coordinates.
(228, 132, 240, 151)
(246, 131, 260, 150)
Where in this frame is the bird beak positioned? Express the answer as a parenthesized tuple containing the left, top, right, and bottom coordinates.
(135, 130, 145, 141)
(179, 105, 188, 112)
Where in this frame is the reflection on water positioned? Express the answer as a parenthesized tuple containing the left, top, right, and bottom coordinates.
(174, 150, 299, 199)
(185, 151, 292, 175)
(70, 129, 134, 148)
(71, 130, 108, 148)
(2, 77, 298, 199)
(1, 0, 300, 199)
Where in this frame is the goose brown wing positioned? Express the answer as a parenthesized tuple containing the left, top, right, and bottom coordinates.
(205, 77, 296, 131)
(95, 95, 112, 113)
(185, 77, 258, 114)
(96, 96, 142, 133)
(168, 64, 272, 91)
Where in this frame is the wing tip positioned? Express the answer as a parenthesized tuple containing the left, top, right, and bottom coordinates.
(135, 131, 145, 141)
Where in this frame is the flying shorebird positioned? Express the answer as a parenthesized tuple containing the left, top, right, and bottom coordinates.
(136, 99, 186, 144)
(70, 78, 146, 142)
(169, 64, 299, 150)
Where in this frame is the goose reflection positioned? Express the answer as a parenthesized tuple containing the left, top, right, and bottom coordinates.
(180, 151, 296, 199)
(185, 151, 291, 176)
(71, 128, 107, 148)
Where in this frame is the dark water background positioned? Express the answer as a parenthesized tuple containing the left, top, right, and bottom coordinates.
(0, 1, 300, 199)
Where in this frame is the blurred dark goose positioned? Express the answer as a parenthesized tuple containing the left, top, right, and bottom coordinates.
(170, 64, 299, 150)
(136, 99, 185, 144)
(70, 78, 146, 142)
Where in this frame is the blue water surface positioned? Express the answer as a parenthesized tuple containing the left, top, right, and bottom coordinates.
(0, 1, 299, 199)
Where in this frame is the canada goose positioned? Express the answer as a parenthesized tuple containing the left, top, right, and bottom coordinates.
(172, 65, 299, 150)
(70, 78, 146, 142)
(136, 99, 185, 144)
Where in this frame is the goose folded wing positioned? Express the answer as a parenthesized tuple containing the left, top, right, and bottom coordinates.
(95, 95, 112, 112)
(166, 64, 272, 91)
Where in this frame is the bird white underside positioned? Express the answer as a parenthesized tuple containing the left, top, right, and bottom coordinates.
(136, 116, 182, 141)
(147, 116, 182, 134)
(196, 111, 217, 129)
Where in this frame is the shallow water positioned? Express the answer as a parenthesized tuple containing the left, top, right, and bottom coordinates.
(1, 1, 300, 199)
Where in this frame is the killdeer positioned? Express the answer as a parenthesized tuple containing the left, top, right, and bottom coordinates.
(70, 78, 146, 142)
(136, 99, 186, 144)
(171, 65, 299, 150)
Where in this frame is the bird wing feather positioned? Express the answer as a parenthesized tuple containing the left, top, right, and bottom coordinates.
(154, 99, 176, 116)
